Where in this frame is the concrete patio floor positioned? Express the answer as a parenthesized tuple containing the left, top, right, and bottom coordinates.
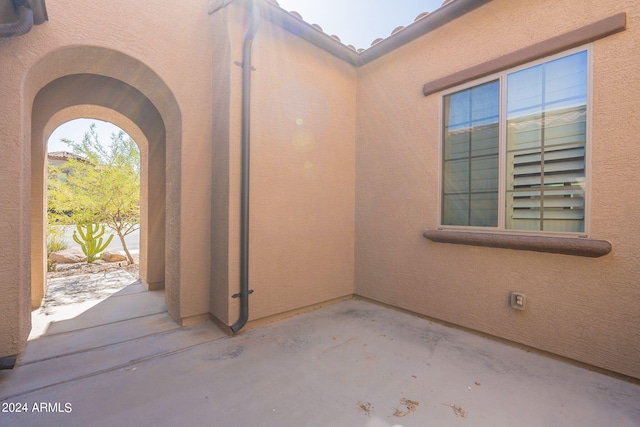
(1, 271, 639, 426)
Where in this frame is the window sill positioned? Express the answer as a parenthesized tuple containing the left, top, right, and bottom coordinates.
(423, 230, 611, 258)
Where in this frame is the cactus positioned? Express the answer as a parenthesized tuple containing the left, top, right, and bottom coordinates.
(72, 223, 114, 263)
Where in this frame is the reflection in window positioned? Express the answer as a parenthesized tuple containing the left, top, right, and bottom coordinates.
(443, 81, 499, 226)
(506, 51, 587, 232)
(440, 49, 588, 234)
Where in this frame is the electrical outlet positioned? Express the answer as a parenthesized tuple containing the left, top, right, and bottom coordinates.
(511, 292, 525, 310)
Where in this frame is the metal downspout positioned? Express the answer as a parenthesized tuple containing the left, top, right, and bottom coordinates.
(230, 0, 260, 333)
(0, 1, 33, 37)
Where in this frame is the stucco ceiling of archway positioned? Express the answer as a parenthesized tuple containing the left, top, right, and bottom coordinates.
(45, 105, 148, 154)
(33, 74, 165, 150)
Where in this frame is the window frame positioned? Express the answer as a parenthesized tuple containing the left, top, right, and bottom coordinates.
(437, 45, 593, 238)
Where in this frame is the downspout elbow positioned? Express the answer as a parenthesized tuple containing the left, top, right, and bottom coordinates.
(0, 4, 34, 37)
(230, 0, 260, 334)
(0, 357, 17, 370)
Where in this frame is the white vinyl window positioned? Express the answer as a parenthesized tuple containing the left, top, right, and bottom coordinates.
(441, 48, 589, 235)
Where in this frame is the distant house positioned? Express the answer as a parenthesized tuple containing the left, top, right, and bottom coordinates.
(47, 151, 88, 168)
(46, 151, 88, 218)
(1, 0, 639, 381)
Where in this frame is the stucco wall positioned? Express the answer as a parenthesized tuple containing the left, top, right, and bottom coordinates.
(2, 0, 636, 380)
(0, 0, 214, 356)
(355, 0, 640, 378)
(249, 16, 356, 321)
(209, 3, 238, 325)
(0, 69, 31, 358)
(211, 2, 357, 325)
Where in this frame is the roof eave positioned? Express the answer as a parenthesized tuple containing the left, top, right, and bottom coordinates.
(258, 1, 360, 64)
(357, 0, 493, 65)
(258, 0, 493, 67)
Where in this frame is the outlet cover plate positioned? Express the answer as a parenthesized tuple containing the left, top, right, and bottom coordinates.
(511, 292, 525, 310)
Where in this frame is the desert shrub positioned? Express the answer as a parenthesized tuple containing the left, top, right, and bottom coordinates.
(47, 226, 68, 254)
(47, 226, 68, 271)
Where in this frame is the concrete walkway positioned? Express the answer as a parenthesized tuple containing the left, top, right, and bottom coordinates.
(1, 272, 639, 426)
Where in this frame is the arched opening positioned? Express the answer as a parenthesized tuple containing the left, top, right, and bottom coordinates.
(25, 46, 183, 323)
(47, 118, 142, 273)
(31, 75, 167, 308)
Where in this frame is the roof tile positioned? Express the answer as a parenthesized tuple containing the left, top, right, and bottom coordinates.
(288, 10, 303, 20)
(414, 11, 430, 22)
(270, 0, 447, 53)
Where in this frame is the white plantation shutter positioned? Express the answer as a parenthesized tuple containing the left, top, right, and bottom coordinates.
(440, 49, 588, 234)
(506, 51, 587, 232)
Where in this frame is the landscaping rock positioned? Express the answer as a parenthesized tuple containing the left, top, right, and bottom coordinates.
(49, 249, 87, 264)
(47, 253, 139, 279)
(101, 251, 127, 262)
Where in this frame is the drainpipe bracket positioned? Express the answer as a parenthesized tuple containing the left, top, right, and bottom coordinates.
(233, 61, 256, 71)
(232, 289, 254, 299)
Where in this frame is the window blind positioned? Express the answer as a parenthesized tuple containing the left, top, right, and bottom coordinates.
(506, 51, 587, 232)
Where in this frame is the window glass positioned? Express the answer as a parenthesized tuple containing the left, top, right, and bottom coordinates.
(506, 51, 587, 232)
(441, 49, 588, 234)
(443, 81, 499, 226)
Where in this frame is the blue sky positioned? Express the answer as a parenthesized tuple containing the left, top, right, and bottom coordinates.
(277, 0, 445, 49)
(48, 0, 446, 151)
(48, 119, 125, 153)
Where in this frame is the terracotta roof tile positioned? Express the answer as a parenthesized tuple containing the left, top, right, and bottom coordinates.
(47, 151, 88, 162)
(288, 10, 303, 20)
(271, 0, 448, 53)
(414, 11, 430, 22)
(362, 6, 442, 50)
(48, 151, 75, 158)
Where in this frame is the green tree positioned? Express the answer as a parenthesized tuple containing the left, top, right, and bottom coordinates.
(48, 123, 140, 264)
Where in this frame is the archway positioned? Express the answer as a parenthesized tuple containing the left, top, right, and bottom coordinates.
(26, 47, 182, 320)
(46, 116, 147, 279)
(32, 74, 166, 307)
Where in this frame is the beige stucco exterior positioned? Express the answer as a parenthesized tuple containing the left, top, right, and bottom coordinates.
(209, 2, 356, 325)
(355, 0, 640, 379)
(1, 0, 638, 379)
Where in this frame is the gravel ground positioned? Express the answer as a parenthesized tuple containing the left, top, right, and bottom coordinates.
(41, 255, 141, 313)
(47, 254, 140, 280)
(42, 270, 140, 309)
